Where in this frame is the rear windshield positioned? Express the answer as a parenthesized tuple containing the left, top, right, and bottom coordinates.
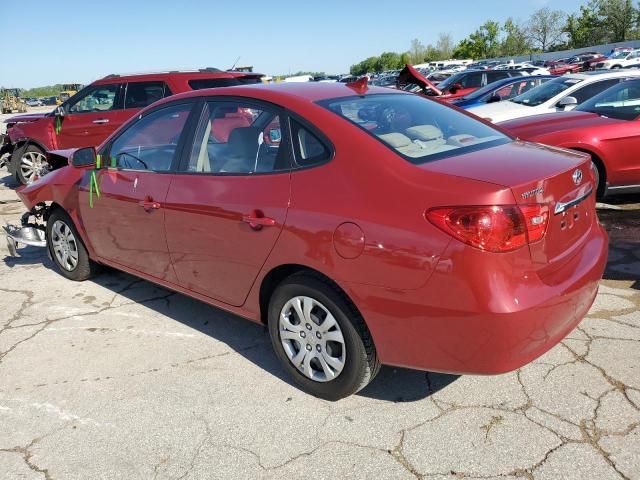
(318, 93, 509, 164)
(189, 77, 262, 90)
(576, 79, 640, 120)
(510, 76, 582, 107)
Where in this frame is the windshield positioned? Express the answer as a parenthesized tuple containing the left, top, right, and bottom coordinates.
(318, 93, 509, 164)
(609, 51, 629, 59)
(576, 79, 640, 121)
(510, 77, 582, 107)
(437, 72, 465, 91)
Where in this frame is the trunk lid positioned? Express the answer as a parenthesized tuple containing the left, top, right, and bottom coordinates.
(500, 111, 620, 139)
(421, 140, 596, 264)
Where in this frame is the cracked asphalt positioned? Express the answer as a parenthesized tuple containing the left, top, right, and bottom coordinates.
(0, 173, 638, 480)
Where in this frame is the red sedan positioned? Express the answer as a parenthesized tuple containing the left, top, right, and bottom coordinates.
(501, 79, 640, 198)
(7, 82, 607, 399)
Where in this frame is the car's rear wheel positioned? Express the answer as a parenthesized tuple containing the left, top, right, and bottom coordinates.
(268, 273, 380, 400)
(16, 145, 49, 185)
(47, 209, 99, 281)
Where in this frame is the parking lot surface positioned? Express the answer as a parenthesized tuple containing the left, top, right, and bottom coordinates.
(0, 175, 638, 480)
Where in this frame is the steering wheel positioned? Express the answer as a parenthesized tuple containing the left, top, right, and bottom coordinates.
(118, 152, 149, 170)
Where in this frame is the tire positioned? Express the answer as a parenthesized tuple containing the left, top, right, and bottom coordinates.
(611, 65, 622, 69)
(47, 209, 99, 281)
(15, 144, 49, 185)
(268, 273, 380, 400)
(591, 160, 606, 199)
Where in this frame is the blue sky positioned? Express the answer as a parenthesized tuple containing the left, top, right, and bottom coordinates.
(1, 0, 588, 88)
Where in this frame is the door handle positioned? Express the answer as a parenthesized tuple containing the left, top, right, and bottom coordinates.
(139, 199, 161, 210)
(242, 210, 276, 231)
(93, 119, 110, 124)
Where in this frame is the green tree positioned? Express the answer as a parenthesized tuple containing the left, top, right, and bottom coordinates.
(501, 18, 531, 56)
(565, 3, 605, 48)
(436, 32, 455, 59)
(528, 7, 566, 51)
(596, 0, 637, 41)
(408, 38, 426, 64)
(375, 52, 404, 71)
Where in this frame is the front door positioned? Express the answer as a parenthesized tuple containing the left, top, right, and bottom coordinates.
(164, 100, 292, 306)
(78, 102, 195, 280)
(56, 83, 124, 149)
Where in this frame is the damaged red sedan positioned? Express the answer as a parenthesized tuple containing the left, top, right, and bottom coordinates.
(4, 82, 608, 400)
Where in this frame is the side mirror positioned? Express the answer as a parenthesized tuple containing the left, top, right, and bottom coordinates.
(558, 96, 578, 109)
(449, 83, 463, 93)
(71, 147, 96, 167)
(55, 105, 65, 117)
(487, 93, 502, 103)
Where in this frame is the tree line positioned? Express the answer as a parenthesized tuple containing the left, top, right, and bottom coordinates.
(350, 0, 640, 75)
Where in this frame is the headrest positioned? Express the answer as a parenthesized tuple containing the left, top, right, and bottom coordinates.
(379, 133, 412, 148)
(228, 127, 260, 158)
(405, 125, 443, 141)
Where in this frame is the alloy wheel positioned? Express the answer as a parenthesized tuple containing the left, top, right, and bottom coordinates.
(279, 296, 346, 382)
(50, 220, 79, 271)
(20, 151, 49, 183)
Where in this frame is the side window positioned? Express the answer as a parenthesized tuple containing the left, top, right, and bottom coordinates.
(462, 72, 483, 88)
(109, 103, 192, 172)
(487, 71, 510, 82)
(124, 82, 169, 109)
(67, 84, 120, 114)
(571, 79, 619, 104)
(186, 101, 290, 174)
(290, 119, 331, 167)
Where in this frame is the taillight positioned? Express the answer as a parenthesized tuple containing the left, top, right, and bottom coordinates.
(426, 204, 549, 253)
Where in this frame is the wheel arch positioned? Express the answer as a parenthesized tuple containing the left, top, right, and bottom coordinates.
(258, 264, 361, 327)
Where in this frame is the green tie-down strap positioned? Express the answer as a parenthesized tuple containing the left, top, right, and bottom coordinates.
(89, 155, 101, 208)
(54, 115, 62, 135)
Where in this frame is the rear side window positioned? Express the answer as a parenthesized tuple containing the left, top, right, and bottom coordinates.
(290, 120, 331, 167)
(189, 77, 262, 90)
(487, 71, 511, 82)
(319, 93, 509, 164)
(124, 82, 170, 109)
(185, 101, 290, 174)
(570, 79, 619, 104)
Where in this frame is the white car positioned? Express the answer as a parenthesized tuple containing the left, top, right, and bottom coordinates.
(466, 70, 640, 123)
(594, 49, 640, 69)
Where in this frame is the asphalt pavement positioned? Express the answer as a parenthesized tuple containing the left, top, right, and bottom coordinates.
(0, 174, 638, 480)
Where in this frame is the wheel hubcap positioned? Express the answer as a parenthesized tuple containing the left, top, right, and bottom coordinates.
(279, 296, 346, 382)
(20, 151, 49, 183)
(50, 220, 79, 271)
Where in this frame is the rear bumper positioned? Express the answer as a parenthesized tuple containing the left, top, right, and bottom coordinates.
(348, 222, 608, 374)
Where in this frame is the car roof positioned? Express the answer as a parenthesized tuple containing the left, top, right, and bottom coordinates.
(149, 81, 406, 107)
(92, 69, 262, 85)
(564, 69, 640, 80)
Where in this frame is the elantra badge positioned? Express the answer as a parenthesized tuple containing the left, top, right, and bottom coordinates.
(521, 187, 544, 199)
(572, 169, 583, 185)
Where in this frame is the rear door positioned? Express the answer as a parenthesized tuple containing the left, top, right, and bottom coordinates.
(164, 99, 292, 306)
(56, 83, 124, 149)
(78, 101, 195, 279)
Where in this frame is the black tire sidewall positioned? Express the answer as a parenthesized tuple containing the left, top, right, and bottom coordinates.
(268, 276, 370, 401)
(47, 209, 94, 281)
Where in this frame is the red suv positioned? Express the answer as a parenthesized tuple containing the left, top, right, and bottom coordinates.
(1, 69, 263, 184)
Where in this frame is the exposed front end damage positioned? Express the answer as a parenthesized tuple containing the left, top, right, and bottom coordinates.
(2, 203, 50, 256)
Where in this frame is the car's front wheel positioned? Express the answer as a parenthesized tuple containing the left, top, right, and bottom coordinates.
(16, 145, 49, 185)
(47, 209, 99, 281)
(268, 273, 380, 400)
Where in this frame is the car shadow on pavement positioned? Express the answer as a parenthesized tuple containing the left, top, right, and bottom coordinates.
(90, 268, 460, 402)
(0, 173, 18, 189)
(597, 198, 640, 290)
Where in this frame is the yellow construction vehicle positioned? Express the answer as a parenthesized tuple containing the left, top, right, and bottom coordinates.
(1, 88, 27, 114)
(56, 83, 83, 104)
